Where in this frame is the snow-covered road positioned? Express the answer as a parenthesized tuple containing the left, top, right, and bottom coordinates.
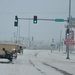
(0, 50, 75, 75)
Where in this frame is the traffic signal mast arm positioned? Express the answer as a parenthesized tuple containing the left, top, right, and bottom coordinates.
(18, 17, 68, 22)
(14, 15, 68, 27)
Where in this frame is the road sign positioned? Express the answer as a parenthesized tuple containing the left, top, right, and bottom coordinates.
(71, 17, 75, 24)
(67, 17, 75, 28)
(55, 19, 64, 22)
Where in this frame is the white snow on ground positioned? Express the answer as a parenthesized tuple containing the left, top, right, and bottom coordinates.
(0, 49, 75, 75)
(36, 50, 75, 75)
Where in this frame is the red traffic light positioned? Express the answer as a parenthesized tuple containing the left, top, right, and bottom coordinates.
(65, 41, 69, 45)
(64, 41, 74, 45)
(64, 41, 69, 45)
(71, 41, 74, 44)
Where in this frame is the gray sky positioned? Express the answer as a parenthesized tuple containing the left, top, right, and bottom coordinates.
(0, 0, 75, 42)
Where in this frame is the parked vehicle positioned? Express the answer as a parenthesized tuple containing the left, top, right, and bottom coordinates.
(0, 43, 20, 62)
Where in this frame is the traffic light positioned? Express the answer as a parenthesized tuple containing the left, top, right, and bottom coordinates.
(71, 41, 74, 44)
(64, 41, 69, 45)
(65, 41, 69, 45)
(64, 41, 74, 45)
(14, 16, 18, 27)
(33, 16, 37, 24)
(66, 28, 70, 36)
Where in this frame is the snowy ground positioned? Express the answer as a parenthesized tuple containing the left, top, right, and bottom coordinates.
(0, 49, 75, 75)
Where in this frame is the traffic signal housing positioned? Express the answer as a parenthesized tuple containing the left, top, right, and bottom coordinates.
(71, 41, 74, 44)
(64, 41, 74, 45)
(66, 28, 70, 36)
(65, 41, 69, 45)
(33, 16, 37, 24)
(14, 16, 18, 27)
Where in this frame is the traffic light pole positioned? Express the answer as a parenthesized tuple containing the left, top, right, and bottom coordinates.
(66, 0, 71, 59)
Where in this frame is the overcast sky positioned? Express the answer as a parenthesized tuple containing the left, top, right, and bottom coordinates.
(0, 0, 75, 43)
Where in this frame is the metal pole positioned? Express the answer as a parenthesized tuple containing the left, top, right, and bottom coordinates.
(28, 19, 30, 49)
(14, 32, 16, 42)
(16, 26, 19, 44)
(18, 25, 20, 43)
(66, 0, 71, 59)
(59, 30, 62, 52)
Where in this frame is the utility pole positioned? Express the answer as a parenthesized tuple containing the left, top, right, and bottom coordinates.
(59, 30, 62, 52)
(66, 0, 71, 59)
(28, 19, 30, 49)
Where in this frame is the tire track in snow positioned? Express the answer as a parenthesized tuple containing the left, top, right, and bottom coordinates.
(29, 51, 46, 75)
(34, 52, 38, 57)
(33, 51, 73, 75)
(42, 62, 73, 75)
(29, 59, 46, 75)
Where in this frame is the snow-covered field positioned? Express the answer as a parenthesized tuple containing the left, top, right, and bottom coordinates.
(0, 49, 75, 75)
